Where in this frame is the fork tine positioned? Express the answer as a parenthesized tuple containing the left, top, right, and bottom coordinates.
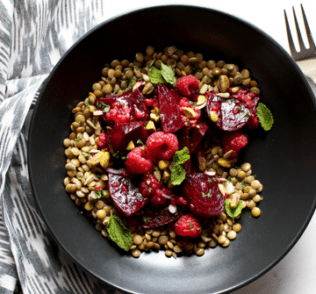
(284, 10, 297, 57)
(292, 6, 306, 51)
(300, 4, 316, 50)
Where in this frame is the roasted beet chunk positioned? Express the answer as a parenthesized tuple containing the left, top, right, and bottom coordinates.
(178, 122, 208, 154)
(108, 173, 149, 217)
(222, 132, 248, 158)
(182, 173, 224, 218)
(106, 121, 149, 153)
(206, 89, 260, 132)
(157, 83, 184, 133)
(142, 205, 181, 229)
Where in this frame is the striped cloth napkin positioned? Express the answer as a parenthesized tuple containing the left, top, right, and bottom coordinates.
(0, 1, 122, 293)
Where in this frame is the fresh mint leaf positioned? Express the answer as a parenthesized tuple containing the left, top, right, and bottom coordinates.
(149, 66, 166, 84)
(137, 139, 144, 145)
(160, 62, 177, 86)
(256, 102, 274, 131)
(224, 199, 243, 218)
(172, 147, 190, 165)
(106, 215, 132, 251)
(170, 164, 186, 186)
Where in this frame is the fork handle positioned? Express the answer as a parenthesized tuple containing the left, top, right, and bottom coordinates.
(297, 58, 316, 82)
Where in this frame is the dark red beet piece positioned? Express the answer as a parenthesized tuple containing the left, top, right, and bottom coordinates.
(142, 205, 182, 229)
(206, 90, 259, 132)
(157, 83, 184, 133)
(108, 173, 149, 217)
(178, 122, 209, 154)
(107, 121, 149, 153)
(182, 173, 224, 218)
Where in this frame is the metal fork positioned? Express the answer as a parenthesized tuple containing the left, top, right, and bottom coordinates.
(284, 4, 316, 84)
(284, 4, 316, 61)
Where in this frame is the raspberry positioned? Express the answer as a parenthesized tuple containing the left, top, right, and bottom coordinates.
(97, 133, 108, 150)
(222, 132, 248, 158)
(106, 102, 131, 123)
(125, 147, 153, 174)
(174, 214, 201, 238)
(231, 89, 257, 108)
(139, 173, 162, 197)
(246, 113, 260, 129)
(176, 76, 199, 97)
(150, 187, 172, 207)
(146, 131, 178, 160)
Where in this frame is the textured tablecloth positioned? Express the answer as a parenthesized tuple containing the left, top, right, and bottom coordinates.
(1, 1, 316, 294)
(0, 1, 122, 293)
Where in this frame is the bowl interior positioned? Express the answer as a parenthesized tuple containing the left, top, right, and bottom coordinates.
(28, 5, 316, 294)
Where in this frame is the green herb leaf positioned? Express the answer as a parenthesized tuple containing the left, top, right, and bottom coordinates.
(106, 215, 132, 251)
(202, 191, 211, 198)
(170, 164, 186, 186)
(146, 180, 151, 185)
(241, 110, 249, 118)
(84, 102, 89, 106)
(127, 77, 136, 86)
(140, 146, 146, 150)
(83, 152, 90, 158)
(137, 139, 144, 145)
(237, 106, 241, 111)
(135, 65, 139, 70)
(172, 147, 190, 165)
(227, 176, 232, 182)
(256, 102, 274, 131)
(94, 189, 102, 198)
(149, 66, 166, 84)
(224, 199, 243, 218)
(154, 165, 159, 170)
(148, 187, 152, 192)
(242, 182, 249, 191)
(103, 105, 110, 113)
(190, 222, 193, 229)
(160, 62, 177, 86)
(75, 137, 82, 142)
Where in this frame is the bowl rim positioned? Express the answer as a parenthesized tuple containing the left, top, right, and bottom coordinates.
(28, 4, 316, 294)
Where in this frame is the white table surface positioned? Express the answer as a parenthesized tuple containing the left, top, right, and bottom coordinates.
(103, 1, 316, 293)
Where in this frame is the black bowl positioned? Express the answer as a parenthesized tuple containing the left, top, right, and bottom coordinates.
(28, 5, 316, 294)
